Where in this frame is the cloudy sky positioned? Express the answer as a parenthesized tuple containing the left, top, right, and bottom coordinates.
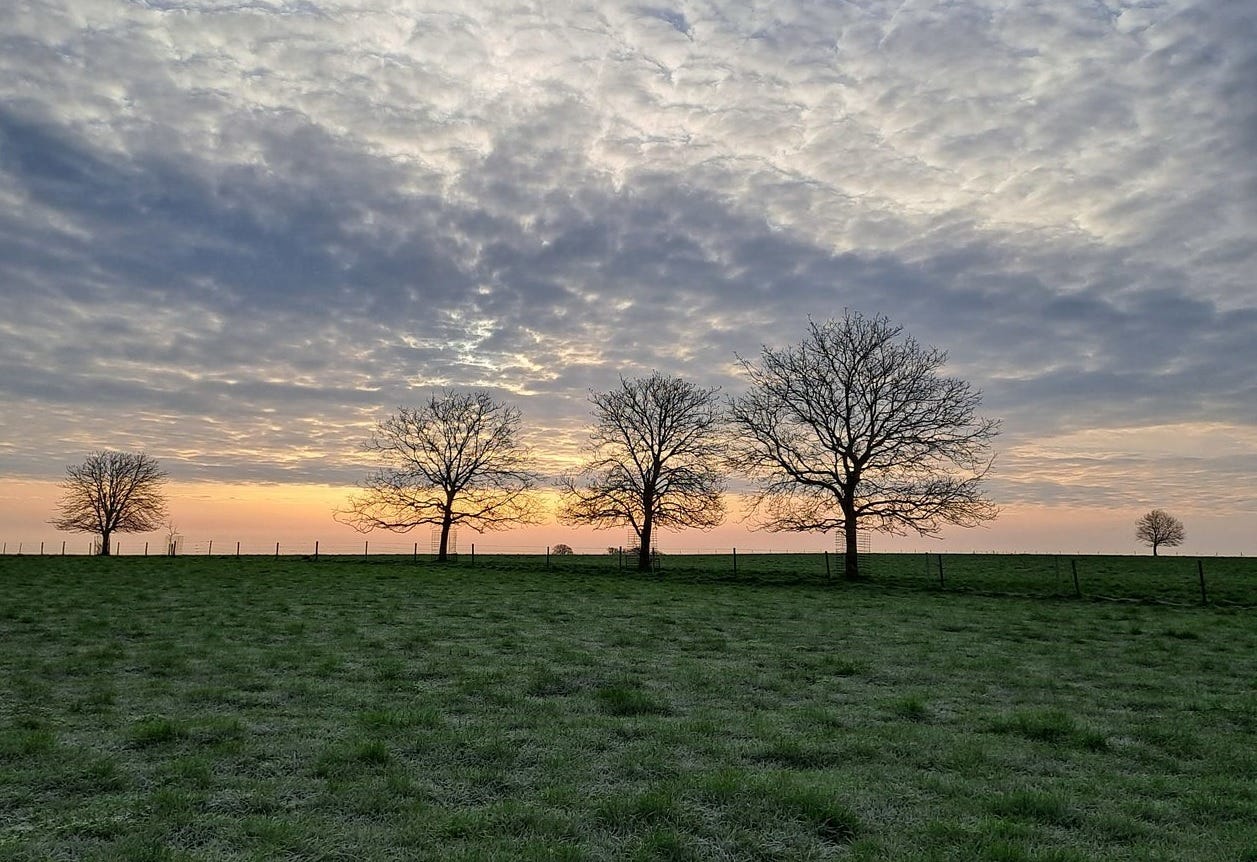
(1, 0, 1254, 553)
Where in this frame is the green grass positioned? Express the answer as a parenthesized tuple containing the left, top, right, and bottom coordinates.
(1, 554, 1255, 860)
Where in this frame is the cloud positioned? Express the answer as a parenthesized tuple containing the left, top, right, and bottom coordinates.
(0, 0, 1254, 524)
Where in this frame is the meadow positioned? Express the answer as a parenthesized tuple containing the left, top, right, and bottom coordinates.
(1, 554, 1254, 860)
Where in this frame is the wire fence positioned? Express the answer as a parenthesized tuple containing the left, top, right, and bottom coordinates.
(3, 537, 1254, 608)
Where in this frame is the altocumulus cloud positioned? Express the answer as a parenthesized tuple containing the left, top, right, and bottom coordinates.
(0, 0, 1254, 517)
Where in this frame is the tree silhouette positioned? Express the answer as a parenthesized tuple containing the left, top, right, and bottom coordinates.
(336, 390, 543, 561)
(50, 451, 169, 556)
(729, 311, 1000, 579)
(1135, 509, 1185, 556)
(560, 373, 726, 571)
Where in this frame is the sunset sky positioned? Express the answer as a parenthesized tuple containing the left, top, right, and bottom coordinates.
(1, 0, 1254, 555)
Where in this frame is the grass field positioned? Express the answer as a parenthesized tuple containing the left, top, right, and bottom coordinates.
(541, 551, 1257, 606)
(1, 554, 1255, 860)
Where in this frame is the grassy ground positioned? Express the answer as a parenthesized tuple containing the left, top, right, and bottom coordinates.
(1, 555, 1255, 860)
(555, 551, 1257, 606)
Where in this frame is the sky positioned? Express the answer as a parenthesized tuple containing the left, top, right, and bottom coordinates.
(1, 0, 1254, 556)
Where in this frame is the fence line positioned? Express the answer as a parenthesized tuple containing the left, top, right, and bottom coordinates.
(0, 538, 839, 558)
(2, 540, 1254, 607)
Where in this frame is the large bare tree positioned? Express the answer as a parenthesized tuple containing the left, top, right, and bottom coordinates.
(50, 451, 169, 556)
(559, 372, 727, 571)
(336, 390, 543, 561)
(729, 311, 1000, 579)
(1135, 509, 1185, 556)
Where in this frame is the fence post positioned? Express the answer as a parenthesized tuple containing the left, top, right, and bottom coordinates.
(938, 554, 945, 588)
(41, 542, 45, 556)
(733, 547, 738, 577)
(1198, 559, 1207, 605)
(413, 542, 417, 562)
(315, 540, 319, 561)
(62, 541, 66, 555)
(546, 546, 550, 569)
(364, 540, 369, 559)
(208, 540, 213, 556)
(1071, 559, 1081, 598)
(471, 543, 475, 565)
(236, 541, 240, 557)
(275, 542, 280, 558)
(823, 550, 830, 582)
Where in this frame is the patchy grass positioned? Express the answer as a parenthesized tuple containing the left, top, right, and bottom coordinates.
(0, 554, 1254, 860)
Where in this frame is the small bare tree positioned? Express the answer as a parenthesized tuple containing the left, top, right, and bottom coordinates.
(560, 373, 727, 571)
(163, 519, 181, 556)
(729, 311, 1000, 579)
(336, 390, 544, 561)
(1136, 509, 1185, 556)
(50, 451, 169, 556)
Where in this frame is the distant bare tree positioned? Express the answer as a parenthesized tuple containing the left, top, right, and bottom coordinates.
(1136, 509, 1185, 556)
(729, 311, 1000, 579)
(336, 390, 543, 562)
(163, 519, 181, 556)
(50, 451, 169, 556)
(552, 543, 574, 556)
(560, 373, 727, 571)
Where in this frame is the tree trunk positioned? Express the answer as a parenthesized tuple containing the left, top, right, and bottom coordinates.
(1152, 542, 1159, 557)
(99, 531, 112, 556)
(638, 516, 653, 571)
(843, 509, 859, 579)
(437, 512, 452, 562)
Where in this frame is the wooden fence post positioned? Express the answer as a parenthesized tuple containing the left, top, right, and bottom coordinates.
(1071, 559, 1081, 598)
(1198, 559, 1207, 605)
(938, 554, 945, 588)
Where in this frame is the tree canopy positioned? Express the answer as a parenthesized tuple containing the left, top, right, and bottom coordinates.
(49, 450, 169, 556)
(560, 372, 726, 571)
(1136, 509, 1185, 556)
(729, 311, 1000, 579)
(335, 390, 543, 561)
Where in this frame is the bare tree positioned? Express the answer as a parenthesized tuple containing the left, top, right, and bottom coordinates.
(552, 543, 574, 556)
(1136, 509, 1185, 556)
(163, 519, 181, 556)
(50, 451, 169, 556)
(560, 372, 727, 571)
(335, 390, 543, 561)
(729, 311, 1000, 579)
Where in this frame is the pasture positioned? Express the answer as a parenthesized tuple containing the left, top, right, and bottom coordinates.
(1, 554, 1255, 860)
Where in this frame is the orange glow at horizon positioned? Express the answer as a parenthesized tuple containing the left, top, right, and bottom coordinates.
(1, 479, 1252, 556)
